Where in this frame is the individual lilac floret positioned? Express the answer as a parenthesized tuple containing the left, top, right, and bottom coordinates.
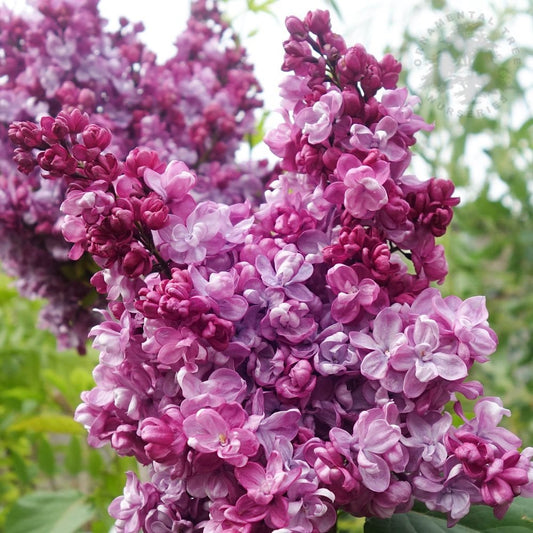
(391, 315, 468, 397)
(330, 404, 407, 493)
(235, 450, 300, 509)
(402, 411, 452, 468)
(349, 307, 406, 381)
(326, 263, 380, 323)
(325, 154, 391, 219)
(350, 116, 406, 162)
(183, 405, 259, 467)
(108, 472, 159, 533)
(143, 160, 197, 207)
(255, 247, 314, 301)
(412, 460, 481, 527)
(379, 88, 434, 137)
(314, 324, 359, 376)
(294, 89, 343, 144)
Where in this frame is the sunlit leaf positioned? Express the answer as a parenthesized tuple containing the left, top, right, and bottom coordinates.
(248, 110, 270, 148)
(8, 414, 84, 435)
(246, 0, 278, 14)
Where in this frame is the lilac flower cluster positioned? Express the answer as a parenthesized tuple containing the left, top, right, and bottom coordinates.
(0, 0, 266, 352)
(9, 8, 533, 532)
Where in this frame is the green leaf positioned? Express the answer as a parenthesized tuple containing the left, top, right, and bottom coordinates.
(87, 449, 104, 478)
(5, 490, 95, 533)
(365, 498, 533, 532)
(248, 110, 270, 148)
(472, 50, 495, 75)
(338, 512, 365, 532)
(6, 448, 33, 487)
(0, 387, 41, 404)
(37, 436, 55, 478)
(64, 435, 83, 476)
(8, 414, 84, 435)
(246, 0, 278, 14)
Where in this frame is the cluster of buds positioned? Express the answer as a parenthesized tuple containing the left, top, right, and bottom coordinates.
(7, 6, 533, 532)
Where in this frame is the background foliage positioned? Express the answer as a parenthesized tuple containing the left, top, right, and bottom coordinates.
(397, 0, 533, 444)
(0, 0, 531, 531)
(0, 274, 138, 532)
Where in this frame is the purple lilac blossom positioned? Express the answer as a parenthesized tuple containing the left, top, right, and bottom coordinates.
(6, 5, 533, 532)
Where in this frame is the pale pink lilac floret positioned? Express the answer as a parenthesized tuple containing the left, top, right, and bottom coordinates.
(7, 5, 532, 532)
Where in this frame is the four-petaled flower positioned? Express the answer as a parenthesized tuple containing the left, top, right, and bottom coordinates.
(391, 315, 468, 397)
(183, 404, 259, 467)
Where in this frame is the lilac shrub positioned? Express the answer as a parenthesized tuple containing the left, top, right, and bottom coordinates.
(9, 7, 533, 532)
(0, 0, 265, 352)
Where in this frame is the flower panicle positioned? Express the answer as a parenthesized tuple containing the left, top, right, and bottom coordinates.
(5, 3, 533, 532)
(0, 0, 269, 352)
